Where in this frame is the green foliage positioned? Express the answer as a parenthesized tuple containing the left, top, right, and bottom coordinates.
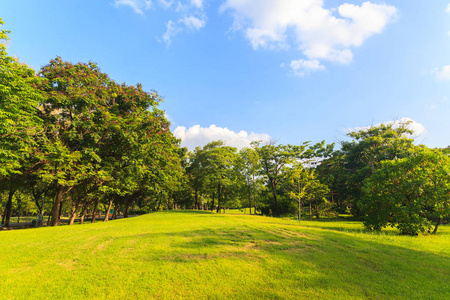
(234, 147, 263, 213)
(319, 121, 416, 215)
(254, 140, 333, 216)
(0, 19, 43, 179)
(186, 141, 238, 211)
(283, 163, 330, 221)
(362, 147, 450, 235)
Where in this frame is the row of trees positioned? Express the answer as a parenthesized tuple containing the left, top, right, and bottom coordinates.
(176, 140, 333, 218)
(1, 18, 449, 234)
(316, 123, 450, 235)
(0, 19, 182, 226)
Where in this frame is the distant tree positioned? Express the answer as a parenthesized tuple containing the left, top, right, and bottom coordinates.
(283, 163, 329, 221)
(362, 147, 450, 235)
(255, 140, 332, 216)
(235, 146, 261, 214)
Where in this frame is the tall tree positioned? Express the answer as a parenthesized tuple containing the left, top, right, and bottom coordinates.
(322, 121, 416, 216)
(235, 147, 261, 214)
(283, 163, 329, 221)
(254, 140, 331, 216)
(0, 19, 44, 226)
(362, 147, 450, 235)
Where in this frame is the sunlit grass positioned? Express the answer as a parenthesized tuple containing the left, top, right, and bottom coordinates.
(1, 211, 449, 299)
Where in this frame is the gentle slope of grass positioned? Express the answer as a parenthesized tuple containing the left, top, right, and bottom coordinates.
(1, 211, 449, 299)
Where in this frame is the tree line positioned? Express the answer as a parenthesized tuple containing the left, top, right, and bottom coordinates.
(1, 19, 449, 235)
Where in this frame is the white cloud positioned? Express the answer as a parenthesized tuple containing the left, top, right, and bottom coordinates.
(114, 0, 152, 15)
(173, 124, 271, 150)
(290, 59, 325, 76)
(162, 14, 206, 45)
(162, 20, 179, 46)
(114, 0, 206, 45)
(220, 0, 397, 75)
(446, 3, 450, 13)
(434, 65, 450, 80)
(158, 0, 174, 9)
(191, 0, 204, 9)
(180, 15, 206, 31)
(346, 117, 426, 138)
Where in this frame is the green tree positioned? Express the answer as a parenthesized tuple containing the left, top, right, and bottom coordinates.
(186, 141, 238, 212)
(0, 19, 44, 226)
(235, 147, 261, 214)
(255, 140, 332, 216)
(322, 121, 416, 216)
(362, 147, 450, 235)
(283, 163, 329, 221)
(37, 57, 180, 225)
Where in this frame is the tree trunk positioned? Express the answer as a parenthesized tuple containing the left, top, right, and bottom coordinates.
(298, 198, 302, 223)
(91, 200, 99, 223)
(124, 200, 130, 218)
(309, 202, 312, 221)
(432, 217, 442, 235)
(103, 196, 115, 222)
(79, 205, 87, 224)
(194, 190, 199, 210)
(112, 203, 118, 220)
(58, 197, 64, 220)
(50, 185, 64, 226)
(248, 184, 252, 215)
(270, 179, 280, 216)
(216, 184, 221, 213)
(68, 201, 78, 225)
(315, 203, 320, 219)
(17, 194, 21, 223)
(4, 188, 15, 227)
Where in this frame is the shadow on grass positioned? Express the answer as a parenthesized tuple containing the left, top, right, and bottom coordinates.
(129, 221, 450, 298)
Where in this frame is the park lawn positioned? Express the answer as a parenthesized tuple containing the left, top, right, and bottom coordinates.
(0, 211, 449, 299)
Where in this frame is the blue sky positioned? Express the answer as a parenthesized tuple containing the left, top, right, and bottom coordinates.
(1, 0, 449, 150)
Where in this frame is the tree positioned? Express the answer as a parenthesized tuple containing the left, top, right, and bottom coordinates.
(254, 141, 306, 216)
(255, 140, 332, 216)
(235, 147, 261, 214)
(362, 147, 450, 235)
(0, 18, 44, 226)
(322, 121, 416, 216)
(36, 57, 181, 225)
(283, 163, 329, 221)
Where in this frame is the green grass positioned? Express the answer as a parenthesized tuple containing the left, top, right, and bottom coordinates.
(1, 211, 449, 299)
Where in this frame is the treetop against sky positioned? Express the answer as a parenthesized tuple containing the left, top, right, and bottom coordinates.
(1, 0, 449, 150)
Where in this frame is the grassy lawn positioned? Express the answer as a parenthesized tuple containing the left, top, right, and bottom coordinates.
(1, 211, 449, 299)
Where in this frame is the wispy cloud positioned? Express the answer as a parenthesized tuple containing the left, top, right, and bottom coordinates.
(161, 1, 207, 46)
(220, 0, 397, 75)
(434, 65, 450, 80)
(114, 0, 152, 15)
(114, 0, 207, 45)
(162, 14, 206, 45)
